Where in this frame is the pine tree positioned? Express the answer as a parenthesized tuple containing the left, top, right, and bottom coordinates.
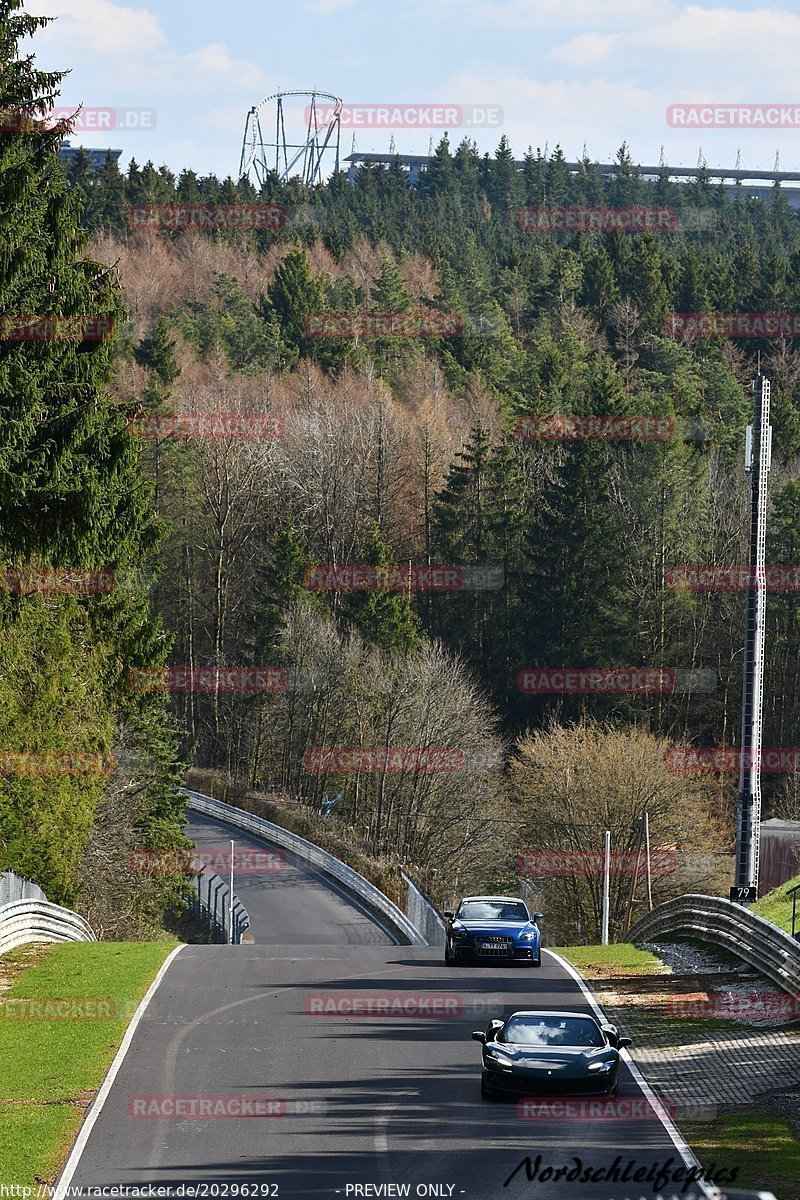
(344, 522, 421, 654)
(251, 526, 325, 658)
(0, 0, 185, 910)
(262, 248, 325, 361)
(370, 257, 412, 314)
(487, 135, 523, 213)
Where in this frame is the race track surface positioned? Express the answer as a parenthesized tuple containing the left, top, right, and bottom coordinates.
(62, 811, 709, 1200)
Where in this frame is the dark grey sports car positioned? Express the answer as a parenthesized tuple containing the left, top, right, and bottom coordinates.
(472, 1009, 631, 1099)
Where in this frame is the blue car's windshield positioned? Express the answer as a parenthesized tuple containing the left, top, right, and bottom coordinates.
(500, 1016, 604, 1047)
(458, 901, 529, 921)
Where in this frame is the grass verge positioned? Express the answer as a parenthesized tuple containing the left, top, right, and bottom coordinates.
(552, 942, 667, 977)
(0, 940, 174, 1185)
(683, 1112, 800, 1200)
(751, 871, 800, 937)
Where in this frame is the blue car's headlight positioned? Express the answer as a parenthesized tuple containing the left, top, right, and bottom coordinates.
(587, 1059, 615, 1073)
(451, 924, 469, 939)
(519, 931, 538, 941)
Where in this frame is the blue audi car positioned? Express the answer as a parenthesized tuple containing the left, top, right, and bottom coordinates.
(443, 895, 543, 967)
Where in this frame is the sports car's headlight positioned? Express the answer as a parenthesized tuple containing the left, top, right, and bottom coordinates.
(587, 1059, 615, 1073)
(451, 924, 469, 939)
(519, 931, 538, 940)
(485, 1050, 513, 1071)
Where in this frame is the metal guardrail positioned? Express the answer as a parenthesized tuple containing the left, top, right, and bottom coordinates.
(0, 870, 47, 906)
(183, 789, 427, 946)
(188, 861, 250, 944)
(401, 871, 445, 945)
(788, 880, 800, 940)
(629, 893, 800, 999)
(0, 899, 96, 956)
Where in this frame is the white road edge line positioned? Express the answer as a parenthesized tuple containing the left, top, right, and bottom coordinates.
(544, 948, 724, 1200)
(55, 943, 186, 1192)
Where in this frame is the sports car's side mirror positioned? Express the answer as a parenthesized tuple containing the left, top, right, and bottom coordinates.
(471, 1031, 486, 1043)
(533, 912, 544, 921)
(443, 910, 454, 920)
(618, 1037, 632, 1049)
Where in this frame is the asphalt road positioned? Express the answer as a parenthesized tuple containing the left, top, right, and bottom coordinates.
(186, 811, 393, 946)
(62, 813, 712, 1200)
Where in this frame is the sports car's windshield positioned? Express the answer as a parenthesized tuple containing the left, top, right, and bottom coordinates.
(500, 1016, 605, 1047)
(458, 901, 529, 921)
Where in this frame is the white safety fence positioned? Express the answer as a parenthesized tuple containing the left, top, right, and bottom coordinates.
(0, 869, 47, 905)
(189, 860, 250, 944)
(629, 892, 800, 998)
(183, 789, 428, 945)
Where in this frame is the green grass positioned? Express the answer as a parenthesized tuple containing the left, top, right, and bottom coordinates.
(684, 1113, 800, 1200)
(0, 941, 174, 1184)
(551, 942, 666, 976)
(751, 871, 800, 936)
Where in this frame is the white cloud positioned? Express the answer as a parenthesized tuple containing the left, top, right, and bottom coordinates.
(550, 32, 619, 66)
(418, 0, 674, 30)
(37, 0, 165, 56)
(431, 68, 655, 160)
(204, 103, 255, 135)
(185, 44, 267, 92)
(633, 4, 800, 55)
(305, 0, 357, 12)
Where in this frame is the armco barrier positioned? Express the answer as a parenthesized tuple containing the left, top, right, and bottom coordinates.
(183, 789, 427, 945)
(629, 893, 800, 999)
(401, 870, 445, 945)
(0, 899, 96, 956)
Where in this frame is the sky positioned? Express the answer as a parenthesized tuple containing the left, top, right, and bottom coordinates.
(22, 0, 800, 181)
